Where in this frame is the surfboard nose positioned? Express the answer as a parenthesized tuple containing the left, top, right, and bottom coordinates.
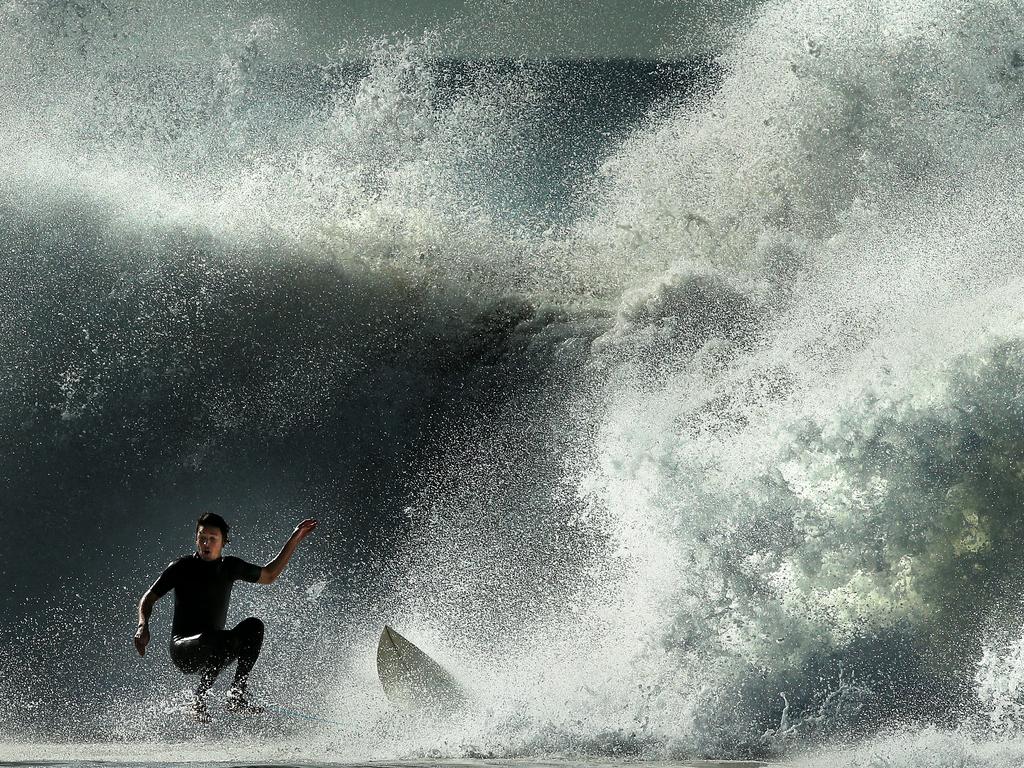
(376, 625, 467, 712)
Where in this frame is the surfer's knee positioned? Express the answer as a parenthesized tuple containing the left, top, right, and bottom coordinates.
(240, 616, 263, 633)
(237, 616, 264, 640)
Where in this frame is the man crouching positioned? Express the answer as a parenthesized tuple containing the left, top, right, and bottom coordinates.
(134, 513, 318, 721)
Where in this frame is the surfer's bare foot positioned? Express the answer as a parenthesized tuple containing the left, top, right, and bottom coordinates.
(226, 687, 264, 715)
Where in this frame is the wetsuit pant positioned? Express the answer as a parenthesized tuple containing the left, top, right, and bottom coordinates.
(169, 617, 264, 697)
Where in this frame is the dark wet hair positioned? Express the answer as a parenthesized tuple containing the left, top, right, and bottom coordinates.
(196, 512, 230, 543)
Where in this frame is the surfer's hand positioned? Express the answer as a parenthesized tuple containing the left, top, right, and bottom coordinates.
(134, 624, 150, 656)
(292, 518, 318, 543)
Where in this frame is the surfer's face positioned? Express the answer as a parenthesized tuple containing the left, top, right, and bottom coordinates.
(195, 525, 225, 561)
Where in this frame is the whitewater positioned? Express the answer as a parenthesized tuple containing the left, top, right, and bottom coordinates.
(4, 0, 1024, 766)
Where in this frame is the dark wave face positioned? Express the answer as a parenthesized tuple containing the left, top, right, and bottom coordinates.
(4, 0, 1024, 764)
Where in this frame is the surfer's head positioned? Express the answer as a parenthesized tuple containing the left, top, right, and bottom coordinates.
(195, 513, 230, 561)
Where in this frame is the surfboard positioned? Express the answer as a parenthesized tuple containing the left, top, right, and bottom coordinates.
(376, 625, 466, 711)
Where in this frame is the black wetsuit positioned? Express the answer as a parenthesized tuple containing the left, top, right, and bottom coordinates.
(149, 554, 264, 694)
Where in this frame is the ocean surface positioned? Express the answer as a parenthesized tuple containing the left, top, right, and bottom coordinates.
(4, 0, 1024, 766)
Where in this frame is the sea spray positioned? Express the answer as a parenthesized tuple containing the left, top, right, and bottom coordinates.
(394, 0, 1024, 758)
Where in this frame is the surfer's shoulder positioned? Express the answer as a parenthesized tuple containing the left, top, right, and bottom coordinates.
(149, 555, 193, 596)
(164, 555, 194, 571)
(221, 554, 256, 572)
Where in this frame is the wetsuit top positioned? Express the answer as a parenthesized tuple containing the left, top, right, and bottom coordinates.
(149, 554, 262, 639)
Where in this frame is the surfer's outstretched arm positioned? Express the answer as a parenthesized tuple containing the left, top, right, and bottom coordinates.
(258, 518, 318, 584)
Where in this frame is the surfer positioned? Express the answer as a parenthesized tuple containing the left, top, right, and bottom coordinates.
(133, 513, 318, 721)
